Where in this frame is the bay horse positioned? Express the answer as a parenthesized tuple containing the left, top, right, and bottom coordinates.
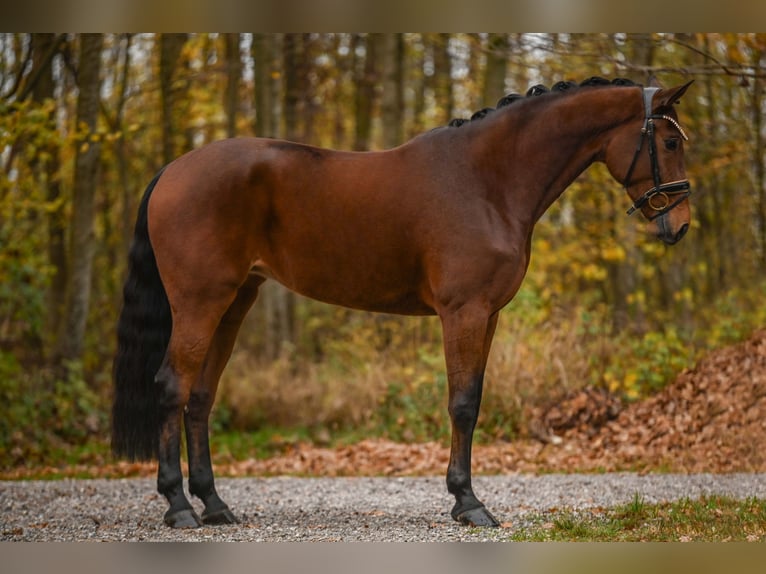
(112, 77, 694, 528)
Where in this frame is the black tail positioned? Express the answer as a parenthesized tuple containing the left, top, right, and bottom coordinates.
(111, 169, 170, 461)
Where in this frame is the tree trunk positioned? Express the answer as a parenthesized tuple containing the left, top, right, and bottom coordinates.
(696, 35, 727, 297)
(283, 33, 304, 143)
(96, 34, 135, 309)
(302, 35, 320, 144)
(55, 33, 103, 365)
(482, 34, 507, 107)
(353, 34, 377, 151)
(628, 33, 655, 83)
(431, 33, 453, 125)
(379, 33, 404, 149)
(224, 33, 242, 139)
(752, 42, 766, 268)
(333, 34, 353, 147)
(253, 33, 279, 138)
(29, 34, 67, 349)
(116, 35, 134, 262)
(159, 33, 187, 165)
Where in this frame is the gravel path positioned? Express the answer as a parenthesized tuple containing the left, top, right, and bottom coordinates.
(2, 473, 765, 541)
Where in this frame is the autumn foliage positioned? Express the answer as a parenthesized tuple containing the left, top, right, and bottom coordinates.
(1, 34, 766, 469)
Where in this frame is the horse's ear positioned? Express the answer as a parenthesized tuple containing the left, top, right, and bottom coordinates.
(652, 80, 694, 112)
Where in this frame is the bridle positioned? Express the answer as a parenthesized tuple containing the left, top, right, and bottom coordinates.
(624, 87, 691, 221)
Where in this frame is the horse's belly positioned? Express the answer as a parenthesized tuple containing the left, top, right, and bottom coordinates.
(249, 257, 435, 316)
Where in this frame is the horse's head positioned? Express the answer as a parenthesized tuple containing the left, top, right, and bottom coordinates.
(605, 81, 694, 245)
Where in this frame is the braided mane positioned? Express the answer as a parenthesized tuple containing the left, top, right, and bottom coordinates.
(446, 76, 638, 128)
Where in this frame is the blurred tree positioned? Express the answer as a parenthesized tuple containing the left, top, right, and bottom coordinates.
(379, 33, 404, 149)
(750, 36, 766, 267)
(27, 34, 67, 346)
(113, 35, 135, 258)
(431, 33, 453, 125)
(482, 34, 507, 107)
(159, 33, 188, 165)
(407, 34, 427, 137)
(353, 33, 377, 151)
(55, 33, 104, 365)
(0, 35, 29, 102)
(96, 34, 135, 321)
(252, 33, 280, 138)
(283, 33, 304, 143)
(224, 33, 242, 138)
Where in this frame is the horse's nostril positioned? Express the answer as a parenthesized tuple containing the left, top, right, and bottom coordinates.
(676, 223, 689, 242)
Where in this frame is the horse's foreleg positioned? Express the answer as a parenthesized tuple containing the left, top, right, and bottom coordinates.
(185, 276, 264, 525)
(440, 307, 500, 527)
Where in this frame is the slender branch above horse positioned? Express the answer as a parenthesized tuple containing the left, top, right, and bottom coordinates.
(111, 76, 694, 528)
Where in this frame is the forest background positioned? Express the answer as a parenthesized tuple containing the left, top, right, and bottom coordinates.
(1, 33, 765, 470)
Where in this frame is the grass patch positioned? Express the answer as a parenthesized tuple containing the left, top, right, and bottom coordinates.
(210, 427, 318, 461)
(510, 494, 766, 541)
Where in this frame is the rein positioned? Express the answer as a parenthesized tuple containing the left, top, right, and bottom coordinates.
(624, 87, 691, 221)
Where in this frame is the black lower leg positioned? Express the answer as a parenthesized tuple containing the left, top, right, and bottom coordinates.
(155, 363, 201, 529)
(157, 410, 201, 528)
(185, 405, 237, 525)
(446, 375, 499, 527)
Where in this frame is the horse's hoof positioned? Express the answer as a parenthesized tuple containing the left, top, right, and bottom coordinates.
(454, 506, 501, 527)
(202, 506, 239, 525)
(164, 508, 203, 529)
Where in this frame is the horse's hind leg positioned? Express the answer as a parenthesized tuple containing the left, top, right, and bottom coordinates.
(155, 286, 239, 529)
(185, 275, 264, 525)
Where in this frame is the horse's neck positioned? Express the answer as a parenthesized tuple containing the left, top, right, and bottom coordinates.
(480, 88, 642, 224)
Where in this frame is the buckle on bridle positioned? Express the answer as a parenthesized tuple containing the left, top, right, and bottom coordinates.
(626, 180, 691, 220)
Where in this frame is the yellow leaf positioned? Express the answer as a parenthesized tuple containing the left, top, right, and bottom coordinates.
(601, 245, 626, 263)
(582, 263, 606, 282)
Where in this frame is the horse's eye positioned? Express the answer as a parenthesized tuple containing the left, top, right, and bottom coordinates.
(664, 138, 680, 151)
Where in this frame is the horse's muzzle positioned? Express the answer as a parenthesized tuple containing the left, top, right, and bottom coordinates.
(657, 216, 689, 245)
